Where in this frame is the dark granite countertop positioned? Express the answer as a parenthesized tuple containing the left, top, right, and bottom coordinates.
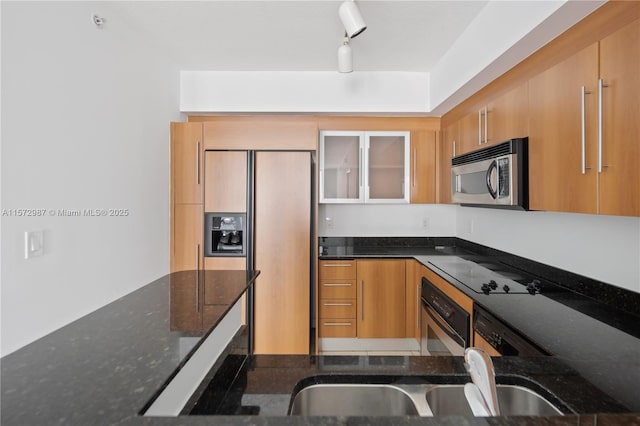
(319, 237, 640, 413)
(2, 236, 640, 425)
(0, 270, 259, 426)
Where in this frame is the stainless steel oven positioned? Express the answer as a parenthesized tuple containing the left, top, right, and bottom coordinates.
(421, 277, 470, 356)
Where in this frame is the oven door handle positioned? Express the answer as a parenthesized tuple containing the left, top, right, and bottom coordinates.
(423, 301, 466, 348)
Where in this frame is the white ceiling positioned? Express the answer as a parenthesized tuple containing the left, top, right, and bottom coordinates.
(104, 1, 604, 113)
(107, 1, 489, 71)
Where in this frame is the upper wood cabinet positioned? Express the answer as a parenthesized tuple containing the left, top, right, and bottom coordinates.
(528, 44, 599, 214)
(356, 259, 406, 338)
(438, 122, 458, 204)
(457, 83, 529, 156)
(319, 131, 410, 204)
(171, 122, 203, 205)
(410, 131, 437, 204)
(529, 18, 639, 216)
(204, 151, 247, 213)
(598, 18, 639, 216)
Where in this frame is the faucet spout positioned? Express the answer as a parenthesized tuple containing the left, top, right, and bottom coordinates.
(464, 347, 500, 416)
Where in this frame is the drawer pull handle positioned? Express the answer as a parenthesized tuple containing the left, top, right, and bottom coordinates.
(323, 263, 353, 267)
(323, 303, 353, 307)
(322, 283, 352, 287)
(324, 322, 352, 326)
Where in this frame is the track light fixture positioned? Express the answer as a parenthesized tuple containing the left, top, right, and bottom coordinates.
(337, 1, 365, 73)
(339, 0, 367, 39)
(337, 34, 353, 73)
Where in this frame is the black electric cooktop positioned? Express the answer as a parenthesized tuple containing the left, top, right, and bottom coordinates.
(427, 256, 560, 296)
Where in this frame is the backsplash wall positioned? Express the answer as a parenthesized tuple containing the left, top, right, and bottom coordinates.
(457, 207, 640, 294)
(318, 204, 457, 237)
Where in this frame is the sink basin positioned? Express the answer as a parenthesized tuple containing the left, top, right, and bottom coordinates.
(425, 384, 563, 416)
(288, 384, 421, 416)
(289, 382, 565, 417)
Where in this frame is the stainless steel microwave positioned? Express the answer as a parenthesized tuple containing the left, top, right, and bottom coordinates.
(451, 138, 528, 209)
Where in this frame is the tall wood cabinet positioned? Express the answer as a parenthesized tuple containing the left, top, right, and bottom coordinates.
(171, 122, 203, 272)
(529, 18, 639, 216)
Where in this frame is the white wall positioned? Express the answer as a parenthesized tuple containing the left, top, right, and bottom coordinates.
(180, 71, 430, 114)
(456, 207, 640, 293)
(1, 2, 181, 356)
(319, 204, 456, 237)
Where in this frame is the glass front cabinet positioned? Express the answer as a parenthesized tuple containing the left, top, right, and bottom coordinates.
(319, 131, 410, 204)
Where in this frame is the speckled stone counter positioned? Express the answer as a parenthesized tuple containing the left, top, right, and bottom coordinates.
(0, 270, 258, 426)
(319, 237, 640, 413)
(3, 237, 640, 426)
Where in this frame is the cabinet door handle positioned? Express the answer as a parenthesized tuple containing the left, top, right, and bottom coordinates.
(478, 109, 483, 145)
(484, 106, 488, 145)
(195, 244, 200, 312)
(416, 283, 420, 329)
(598, 79, 609, 173)
(412, 147, 417, 187)
(359, 280, 364, 321)
(323, 303, 353, 307)
(359, 146, 363, 190)
(452, 140, 456, 157)
(196, 141, 201, 185)
(580, 86, 592, 174)
(324, 322, 352, 326)
(322, 283, 352, 287)
(323, 263, 353, 267)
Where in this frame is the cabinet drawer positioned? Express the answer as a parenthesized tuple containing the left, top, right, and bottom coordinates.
(319, 280, 357, 299)
(319, 260, 356, 280)
(319, 299, 356, 319)
(319, 319, 356, 338)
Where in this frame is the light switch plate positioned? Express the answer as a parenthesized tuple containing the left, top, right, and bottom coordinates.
(24, 231, 44, 259)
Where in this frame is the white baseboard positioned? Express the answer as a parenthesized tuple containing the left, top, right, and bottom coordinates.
(319, 338, 420, 352)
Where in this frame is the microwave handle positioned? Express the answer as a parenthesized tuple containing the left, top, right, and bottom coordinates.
(486, 160, 498, 199)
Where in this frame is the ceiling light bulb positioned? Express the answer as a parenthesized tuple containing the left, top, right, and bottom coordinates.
(339, 0, 367, 39)
(337, 37, 353, 73)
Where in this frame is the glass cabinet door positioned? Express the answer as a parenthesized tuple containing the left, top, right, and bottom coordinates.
(319, 131, 410, 204)
(320, 131, 364, 203)
(366, 132, 410, 203)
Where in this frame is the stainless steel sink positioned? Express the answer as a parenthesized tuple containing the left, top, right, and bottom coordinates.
(288, 384, 424, 416)
(289, 383, 564, 417)
(425, 384, 564, 416)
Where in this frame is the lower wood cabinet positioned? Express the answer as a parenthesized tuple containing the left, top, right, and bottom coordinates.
(356, 259, 406, 338)
(405, 259, 421, 341)
(318, 260, 357, 338)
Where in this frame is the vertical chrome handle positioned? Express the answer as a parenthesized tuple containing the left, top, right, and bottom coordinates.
(195, 244, 200, 312)
(196, 141, 201, 185)
(416, 283, 420, 329)
(359, 280, 363, 321)
(484, 106, 488, 145)
(359, 146, 363, 189)
(453, 140, 456, 157)
(598, 79, 608, 173)
(580, 86, 591, 174)
(478, 109, 482, 145)
(412, 147, 417, 187)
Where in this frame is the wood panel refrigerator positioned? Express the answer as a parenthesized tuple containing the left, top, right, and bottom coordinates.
(252, 151, 312, 354)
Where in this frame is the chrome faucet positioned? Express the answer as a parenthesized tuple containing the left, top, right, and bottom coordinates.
(464, 347, 500, 416)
